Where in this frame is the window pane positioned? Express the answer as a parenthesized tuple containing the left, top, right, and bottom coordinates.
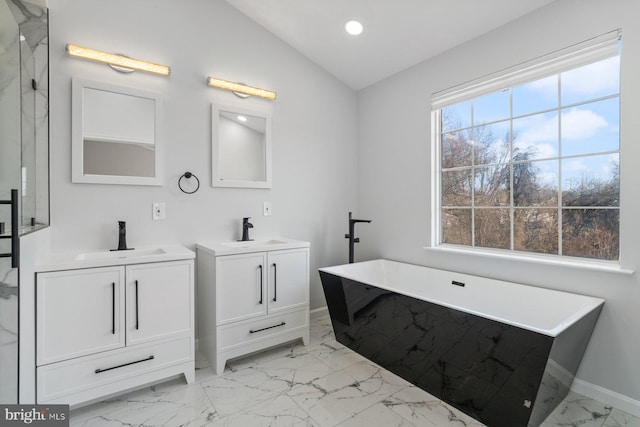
(474, 165, 510, 206)
(442, 169, 472, 206)
(512, 112, 558, 161)
(561, 55, 620, 106)
(442, 101, 471, 131)
(473, 89, 510, 125)
(561, 98, 619, 156)
(442, 129, 472, 168)
(442, 209, 472, 245)
(514, 209, 558, 254)
(562, 208, 619, 260)
(513, 75, 558, 117)
(513, 159, 558, 207)
(436, 48, 620, 261)
(473, 121, 510, 166)
(562, 153, 619, 207)
(475, 209, 510, 249)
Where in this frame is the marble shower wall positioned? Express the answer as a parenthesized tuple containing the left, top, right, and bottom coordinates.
(7, 0, 49, 228)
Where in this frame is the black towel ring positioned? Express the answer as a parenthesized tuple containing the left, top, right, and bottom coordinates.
(178, 171, 200, 194)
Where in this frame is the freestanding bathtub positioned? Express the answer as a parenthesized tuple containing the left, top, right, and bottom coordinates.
(319, 259, 604, 427)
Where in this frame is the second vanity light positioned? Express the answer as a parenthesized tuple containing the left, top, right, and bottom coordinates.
(206, 77, 277, 100)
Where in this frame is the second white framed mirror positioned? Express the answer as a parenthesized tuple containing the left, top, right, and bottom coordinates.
(211, 104, 272, 189)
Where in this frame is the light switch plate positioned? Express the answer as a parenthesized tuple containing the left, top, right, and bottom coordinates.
(263, 201, 272, 216)
(152, 202, 166, 220)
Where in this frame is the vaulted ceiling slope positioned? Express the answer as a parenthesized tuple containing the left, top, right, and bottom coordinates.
(225, 0, 557, 91)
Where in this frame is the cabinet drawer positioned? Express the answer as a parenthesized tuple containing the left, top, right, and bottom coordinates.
(37, 337, 192, 403)
(218, 309, 308, 350)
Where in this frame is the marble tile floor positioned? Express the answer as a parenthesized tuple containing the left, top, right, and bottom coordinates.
(70, 315, 640, 427)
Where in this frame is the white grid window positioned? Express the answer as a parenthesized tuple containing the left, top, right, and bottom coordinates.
(432, 31, 621, 261)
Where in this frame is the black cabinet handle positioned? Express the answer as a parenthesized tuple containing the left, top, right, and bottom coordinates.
(258, 265, 263, 304)
(95, 355, 154, 374)
(111, 282, 115, 334)
(272, 263, 277, 302)
(135, 280, 139, 330)
(249, 322, 286, 334)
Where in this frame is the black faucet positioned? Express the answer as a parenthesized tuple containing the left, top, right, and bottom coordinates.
(345, 212, 372, 263)
(239, 217, 254, 241)
(111, 221, 133, 251)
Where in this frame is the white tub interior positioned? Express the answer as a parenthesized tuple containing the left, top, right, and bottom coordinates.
(319, 259, 604, 337)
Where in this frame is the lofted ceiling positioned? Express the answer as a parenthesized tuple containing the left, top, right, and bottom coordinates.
(225, 0, 558, 91)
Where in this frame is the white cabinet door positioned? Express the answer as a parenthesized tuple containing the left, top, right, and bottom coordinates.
(37, 267, 125, 366)
(267, 249, 309, 314)
(216, 252, 268, 324)
(125, 261, 193, 346)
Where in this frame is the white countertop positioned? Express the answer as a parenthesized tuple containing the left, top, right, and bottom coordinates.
(196, 237, 309, 256)
(35, 245, 195, 272)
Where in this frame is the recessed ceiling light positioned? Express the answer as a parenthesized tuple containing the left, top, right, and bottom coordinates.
(237, 115, 248, 122)
(345, 20, 363, 36)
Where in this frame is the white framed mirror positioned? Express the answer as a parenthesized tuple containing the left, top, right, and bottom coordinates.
(72, 78, 163, 185)
(211, 104, 272, 189)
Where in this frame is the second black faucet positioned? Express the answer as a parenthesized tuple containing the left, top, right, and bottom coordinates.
(240, 217, 254, 241)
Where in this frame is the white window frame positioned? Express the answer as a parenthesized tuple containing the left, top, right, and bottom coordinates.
(429, 30, 624, 270)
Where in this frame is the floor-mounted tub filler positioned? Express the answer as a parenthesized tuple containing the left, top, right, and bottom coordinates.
(319, 259, 604, 427)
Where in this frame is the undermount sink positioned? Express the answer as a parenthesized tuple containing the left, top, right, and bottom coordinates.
(75, 247, 167, 261)
(221, 239, 288, 249)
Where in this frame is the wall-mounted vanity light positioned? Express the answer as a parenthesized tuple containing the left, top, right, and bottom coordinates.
(206, 77, 276, 100)
(65, 44, 171, 76)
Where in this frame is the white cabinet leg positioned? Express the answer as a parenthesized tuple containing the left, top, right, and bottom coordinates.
(216, 358, 226, 375)
(184, 369, 195, 384)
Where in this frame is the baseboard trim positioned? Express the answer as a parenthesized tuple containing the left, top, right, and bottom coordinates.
(309, 306, 329, 319)
(572, 378, 640, 418)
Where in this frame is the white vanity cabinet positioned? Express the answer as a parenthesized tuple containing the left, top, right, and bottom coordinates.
(196, 239, 310, 374)
(35, 252, 195, 407)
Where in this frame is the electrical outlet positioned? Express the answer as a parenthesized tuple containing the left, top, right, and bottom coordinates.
(263, 201, 272, 216)
(152, 202, 166, 220)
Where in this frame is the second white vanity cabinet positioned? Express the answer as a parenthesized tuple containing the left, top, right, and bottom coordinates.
(197, 239, 310, 374)
(35, 247, 195, 406)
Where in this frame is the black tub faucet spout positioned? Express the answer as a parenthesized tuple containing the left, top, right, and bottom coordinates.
(345, 212, 372, 263)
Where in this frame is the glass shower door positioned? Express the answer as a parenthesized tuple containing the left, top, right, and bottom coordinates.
(0, 0, 23, 404)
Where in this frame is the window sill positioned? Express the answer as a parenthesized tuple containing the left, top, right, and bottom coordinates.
(424, 245, 634, 275)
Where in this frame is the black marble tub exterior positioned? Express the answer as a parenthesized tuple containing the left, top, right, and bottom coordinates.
(319, 271, 603, 427)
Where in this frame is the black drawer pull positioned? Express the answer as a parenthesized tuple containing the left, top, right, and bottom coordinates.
(95, 355, 154, 374)
(249, 322, 286, 334)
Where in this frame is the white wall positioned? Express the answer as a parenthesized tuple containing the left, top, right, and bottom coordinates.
(47, 0, 359, 310)
(357, 0, 640, 411)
